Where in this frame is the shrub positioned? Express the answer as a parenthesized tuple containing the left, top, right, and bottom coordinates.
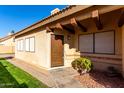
(71, 57, 93, 75)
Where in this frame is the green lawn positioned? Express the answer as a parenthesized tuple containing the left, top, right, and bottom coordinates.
(0, 58, 48, 88)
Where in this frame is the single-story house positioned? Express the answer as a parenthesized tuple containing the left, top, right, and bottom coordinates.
(14, 5, 124, 77)
(0, 34, 15, 54)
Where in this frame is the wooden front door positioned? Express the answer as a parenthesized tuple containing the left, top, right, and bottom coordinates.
(51, 35, 64, 67)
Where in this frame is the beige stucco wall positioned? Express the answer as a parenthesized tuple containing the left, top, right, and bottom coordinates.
(53, 26, 78, 68)
(0, 37, 15, 53)
(0, 37, 15, 46)
(78, 10, 122, 72)
(15, 30, 51, 69)
(53, 9, 122, 71)
(0, 46, 15, 54)
(74, 10, 122, 55)
(15, 8, 122, 72)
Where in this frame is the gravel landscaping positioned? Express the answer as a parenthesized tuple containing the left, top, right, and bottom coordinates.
(75, 70, 124, 88)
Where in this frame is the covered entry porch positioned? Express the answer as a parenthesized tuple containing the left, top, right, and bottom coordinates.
(47, 6, 124, 76)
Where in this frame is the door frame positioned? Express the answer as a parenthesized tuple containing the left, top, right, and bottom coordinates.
(51, 34, 64, 67)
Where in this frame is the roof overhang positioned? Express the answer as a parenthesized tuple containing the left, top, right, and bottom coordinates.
(0, 34, 15, 42)
(15, 5, 124, 37)
(15, 5, 93, 37)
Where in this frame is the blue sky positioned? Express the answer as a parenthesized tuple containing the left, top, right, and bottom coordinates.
(0, 5, 67, 37)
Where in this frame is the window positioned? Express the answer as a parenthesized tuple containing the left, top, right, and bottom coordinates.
(0, 44, 4, 46)
(20, 40, 24, 51)
(95, 31, 114, 54)
(25, 37, 35, 52)
(17, 39, 24, 51)
(17, 37, 35, 52)
(17, 40, 20, 51)
(29, 37, 35, 52)
(0, 42, 4, 46)
(17, 41, 19, 50)
(79, 31, 115, 54)
(25, 38, 30, 51)
(79, 34, 93, 53)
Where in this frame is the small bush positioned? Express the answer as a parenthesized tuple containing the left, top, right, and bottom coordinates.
(71, 57, 93, 75)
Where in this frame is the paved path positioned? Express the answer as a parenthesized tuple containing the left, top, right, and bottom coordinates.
(50, 68, 83, 88)
(7, 58, 56, 87)
(6, 58, 83, 88)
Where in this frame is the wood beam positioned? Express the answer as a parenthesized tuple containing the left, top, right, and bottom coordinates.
(70, 18, 78, 26)
(55, 23, 75, 34)
(92, 10, 103, 30)
(46, 27, 53, 32)
(77, 21, 87, 32)
(62, 25, 75, 34)
(118, 10, 124, 27)
(70, 18, 87, 32)
(56, 23, 63, 30)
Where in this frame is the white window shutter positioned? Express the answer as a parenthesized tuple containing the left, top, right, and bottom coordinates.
(25, 38, 30, 51)
(29, 37, 35, 52)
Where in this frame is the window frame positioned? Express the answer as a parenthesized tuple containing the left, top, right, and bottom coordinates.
(29, 36, 35, 53)
(25, 38, 30, 52)
(17, 40, 20, 51)
(78, 33, 94, 53)
(17, 39, 24, 52)
(78, 30, 115, 55)
(20, 39, 24, 51)
(25, 36, 35, 52)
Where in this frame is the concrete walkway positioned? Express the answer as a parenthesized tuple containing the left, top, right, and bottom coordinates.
(6, 58, 83, 88)
(49, 68, 83, 88)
